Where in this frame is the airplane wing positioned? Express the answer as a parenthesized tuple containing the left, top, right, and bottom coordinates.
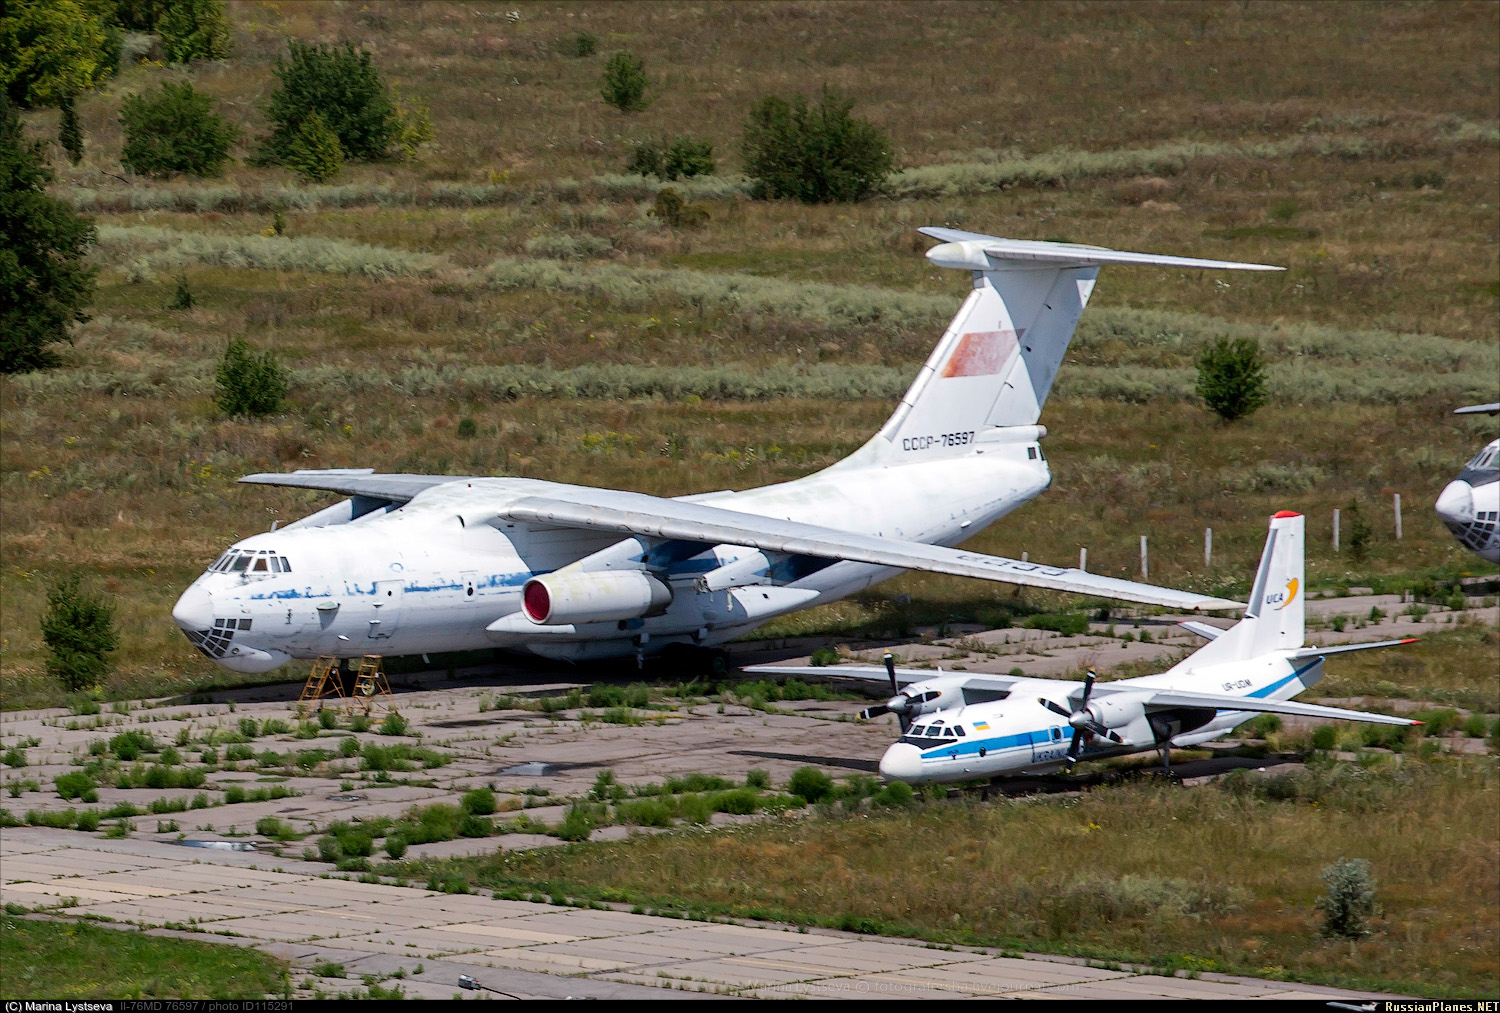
(1289, 637, 1417, 659)
(240, 469, 468, 503)
(494, 490, 1244, 612)
(741, 663, 1025, 695)
(1454, 403, 1500, 415)
(1100, 686, 1419, 726)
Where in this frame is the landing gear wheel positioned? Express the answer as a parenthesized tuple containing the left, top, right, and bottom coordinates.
(707, 649, 731, 678)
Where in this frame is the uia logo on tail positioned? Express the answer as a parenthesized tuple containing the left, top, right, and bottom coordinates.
(1266, 577, 1299, 611)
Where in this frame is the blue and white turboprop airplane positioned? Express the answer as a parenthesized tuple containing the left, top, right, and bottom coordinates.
(750, 512, 1420, 783)
(172, 230, 1280, 675)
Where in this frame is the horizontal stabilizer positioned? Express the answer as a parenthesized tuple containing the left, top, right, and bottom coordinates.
(1178, 621, 1226, 641)
(1454, 403, 1500, 415)
(918, 228, 1285, 273)
(1290, 637, 1417, 659)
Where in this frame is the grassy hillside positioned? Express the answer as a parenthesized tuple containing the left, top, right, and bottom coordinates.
(1, 0, 1497, 706)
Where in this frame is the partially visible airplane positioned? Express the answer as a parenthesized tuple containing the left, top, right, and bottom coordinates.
(1435, 403, 1499, 564)
(750, 512, 1420, 783)
(173, 230, 1282, 675)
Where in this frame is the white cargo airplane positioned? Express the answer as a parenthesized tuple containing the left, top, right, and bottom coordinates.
(1436, 404, 1500, 564)
(172, 229, 1282, 675)
(750, 512, 1420, 783)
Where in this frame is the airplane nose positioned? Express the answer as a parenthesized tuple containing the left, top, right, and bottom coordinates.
(1435, 480, 1474, 524)
(879, 743, 924, 782)
(172, 585, 215, 630)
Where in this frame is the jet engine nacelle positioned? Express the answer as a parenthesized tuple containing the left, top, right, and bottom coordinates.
(1081, 693, 1153, 746)
(522, 570, 672, 625)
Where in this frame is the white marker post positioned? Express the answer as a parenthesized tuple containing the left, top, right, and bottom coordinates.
(1140, 535, 1148, 581)
(1333, 508, 1340, 552)
(1394, 493, 1403, 540)
(1079, 547, 1088, 572)
(1204, 527, 1212, 568)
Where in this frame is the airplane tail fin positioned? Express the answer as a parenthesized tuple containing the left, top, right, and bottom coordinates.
(836, 230, 1281, 469)
(1186, 511, 1306, 665)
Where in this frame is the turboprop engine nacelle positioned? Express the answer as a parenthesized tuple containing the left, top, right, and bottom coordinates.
(1080, 693, 1153, 746)
(522, 570, 672, 625)
(882, 676, 966, 721)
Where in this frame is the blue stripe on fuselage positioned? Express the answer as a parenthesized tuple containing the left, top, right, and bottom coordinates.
(919, 659, 1324, 763)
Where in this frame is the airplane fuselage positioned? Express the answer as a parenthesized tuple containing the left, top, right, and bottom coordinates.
(173, 445, 1050, 672)
(878, 654, 1324, 783)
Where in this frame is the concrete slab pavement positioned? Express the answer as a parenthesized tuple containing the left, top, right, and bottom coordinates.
(1, 826, 1413, 1001)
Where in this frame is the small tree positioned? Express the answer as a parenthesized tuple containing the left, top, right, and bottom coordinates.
(157, 0, 231, 63)
(565, 30, 597, 57)
(57, 91, 82, 164)
(600, 50, 650, 113)
(1345, 498, 1372, 562)
(284, 110, 343, 183)
(119, 80, 237, 177)
(215, 336, 289, 416)
(0, 94, 96, 374)
(1195, 336, 1268, 422)
(1316, 857, 1377, 938)
(741, 88, 893, 203)
(392, 89, 433, 160)
(0, 0, 110, 109)
(256, 40, 398, 165)
(41, 574, 118, 693)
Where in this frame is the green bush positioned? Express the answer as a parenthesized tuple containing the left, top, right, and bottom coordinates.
(745, 769, 771, 790)
(119, 81, 237, 177)
(55, 771, 97, 802)
(256, 41, 398, 165)
(787, 766, 833, 804)
(214, 336, 289, 417)
(1311, 725, 1338, 751)
(458, 814, 493, 838)
(874, 780, 915, 807)
(157, 0, 231, 63)
(1240, 713, 1283, 739)
(600, 50, 650, 113)
(1195, 337, 1268, 422)
(41, 576, 118, 693)
(710, 787, 761, 815)
(1025, 612, 1090, 637)
(809, 647, 841, 667)
(1462, 713, 1490, 738)
(627, 135, 714, 180)
(1316, 857, 1377, 938)
(383, 834, 407, 859)
(2, 747, 25, 768)
(741, 88, 893, 203)
(317, 708, 338, 730)
(461, 787, 497, 816)
(648, 186, 708, 228)
(565, 30, 597, 57)
(616, 797, 675, 827)
(223, 785, 246, 804)
(555, 803, 595, 842)
(378, 712, 409, 737)
(285, 111, 343, 184)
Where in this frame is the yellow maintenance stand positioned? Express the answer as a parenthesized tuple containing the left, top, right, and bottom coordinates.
(348, 655, 396, 715)
(298, 656, 346, 708)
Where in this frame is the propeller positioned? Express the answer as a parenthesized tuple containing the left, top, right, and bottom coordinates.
(858, 653, 913, 733)
(1039, 670, 1123, 769)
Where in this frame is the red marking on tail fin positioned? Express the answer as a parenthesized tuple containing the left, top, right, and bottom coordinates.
(940, 329, 1019, 377)
(1272, 510, 1302, 519)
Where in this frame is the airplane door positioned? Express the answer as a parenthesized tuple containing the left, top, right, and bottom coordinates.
(368, 580, 403, 640)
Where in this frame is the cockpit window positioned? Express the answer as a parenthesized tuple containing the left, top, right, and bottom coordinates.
(213, 549, 291, 575)
(1466, 446, 1498, 471)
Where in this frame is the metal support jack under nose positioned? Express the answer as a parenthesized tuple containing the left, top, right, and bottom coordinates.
(1159, 743, 1172, 778)
(633, 632, 649, 670)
